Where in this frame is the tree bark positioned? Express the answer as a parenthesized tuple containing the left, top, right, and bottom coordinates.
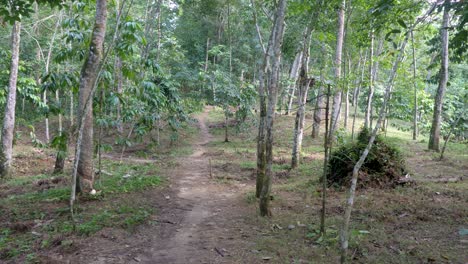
(351, 50, 367, 139)
(76, 0, 108, 192)
(252, 0, 270, 199)
(320, 84, 331, 235)
(291, 25, 313, 169)
(329, 0, 346, 138)
(411, 30, 418, 140)
(286, 51, 303, 115)
(312, 45, 328, 139)
(115, 56, 123, 134)
(429, 0, 450, 152)
(364, 31, 374, 129)
(259, 0, 287, 216)
(0, 22, 21, 178)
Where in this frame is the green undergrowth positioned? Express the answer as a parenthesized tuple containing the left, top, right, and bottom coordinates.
(0, 159, 164, 262)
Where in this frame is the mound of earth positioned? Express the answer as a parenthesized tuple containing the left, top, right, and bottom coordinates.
(327, 128, 407, 189)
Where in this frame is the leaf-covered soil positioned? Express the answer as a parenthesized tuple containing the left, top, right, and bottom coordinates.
(1, 107, 467, 263)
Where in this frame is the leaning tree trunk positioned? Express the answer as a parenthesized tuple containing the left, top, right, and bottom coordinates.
(429, 0, 450, 152)
(285, 51, 303, 115)
(329, 0, 346, 138)
(75, 0, 108, 193)
(259, 0, 287, 217)
(339, 4, 438, 262)
(0, 22, 21, 178)
(291, 25, 313, 169)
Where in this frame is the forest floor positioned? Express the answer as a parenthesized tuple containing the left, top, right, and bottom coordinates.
(0, 106, 467, 263)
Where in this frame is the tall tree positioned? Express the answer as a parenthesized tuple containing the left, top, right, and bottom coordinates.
(329, 0, 346, 138)
(259, 0, 287, 217)
(428, 0, 450, 151)
(75, 0, 108, 192)
(291, 24, 313, 169)
(0, 21, 21, 178)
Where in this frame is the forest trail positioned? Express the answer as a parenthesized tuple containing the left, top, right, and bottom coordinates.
(139, 108, 239, 263)
(63, 108, 249, 264)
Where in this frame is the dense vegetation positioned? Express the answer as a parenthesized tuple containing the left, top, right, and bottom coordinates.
(0, 0, 466, 263)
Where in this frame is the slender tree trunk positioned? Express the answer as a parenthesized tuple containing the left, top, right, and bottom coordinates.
(341, 36, 409, 264)
(115, 56, 123, 134)
(75, 0, 108, 192)
(291, 25, 313, 169)
(224, 114, 229, 142)
(312, 45, 327, 139)
(0, 22, 21, 178)
(440, 111, 463, 160)
(364, 31, 374, 129)
(253, 0, 270, 199)
(69, 90, 74, 127)
(286, 51, 303, 115)
(352, 50, 367, 139)
(320, 84, 331, 235)
(411, 30, 418, 140)
(429, 0, 450, 152)
(259, 0, 287, 217)
(340, 4, 438, 261)
(329, 0, 346, 138)
(311, 83, 323, 138)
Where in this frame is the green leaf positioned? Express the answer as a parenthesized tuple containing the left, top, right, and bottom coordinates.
(397, 19, 407, 29)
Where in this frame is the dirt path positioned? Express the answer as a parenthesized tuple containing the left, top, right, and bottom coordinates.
(138, 109, 237, 263)
(55, 109, 250, 264)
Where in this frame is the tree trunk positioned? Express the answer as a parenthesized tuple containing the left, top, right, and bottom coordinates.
(286, 51, 303, 116)
(329, 0, 346, 138)
(76, 0, 108, 192)
(352, 50, 367, 139)
(0, 22, 21, 178)
(411, 30, 418, 140)
(364, 31, 374, 129)
(311, 83, 323, 138)
(115, 56, 123, 134)
(259, 0, 287, 217)
(339, 4, 438, 261)
(429, 0, 450, 152)
(312, 45, 327, 139)
(252, 0, 270, 199)
(291, 25, 313, 169)
(320, 84, 331, 235)
(224, 115, 229, 142)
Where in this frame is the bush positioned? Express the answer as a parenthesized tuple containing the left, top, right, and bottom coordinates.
(327, 128, 407, 189)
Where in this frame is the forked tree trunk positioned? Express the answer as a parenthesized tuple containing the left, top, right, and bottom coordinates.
(291, 25, 313, 169)
(329, 0, 346, 138)
(429, 0, 450, 151)
(0, 22, 21, 178)
(259, 0, 287, 217)
(75, 0, 108, 193)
